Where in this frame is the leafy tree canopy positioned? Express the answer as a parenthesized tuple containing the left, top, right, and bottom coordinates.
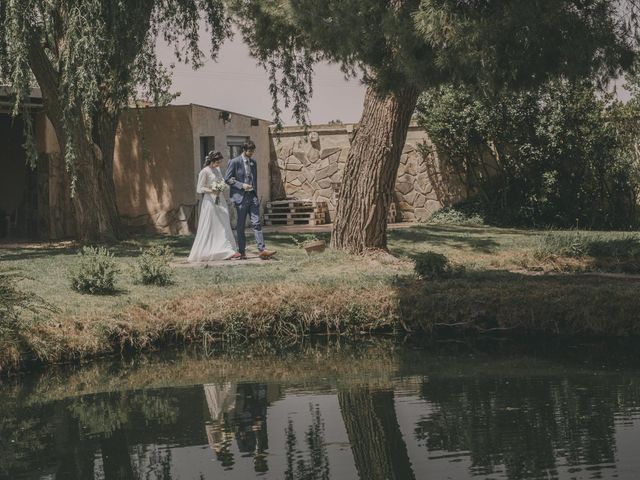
(229, 0, 636, 126)
(416, 80, 640, 229)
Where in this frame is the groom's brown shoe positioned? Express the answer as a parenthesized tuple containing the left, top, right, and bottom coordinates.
(259, 249, 276, 259)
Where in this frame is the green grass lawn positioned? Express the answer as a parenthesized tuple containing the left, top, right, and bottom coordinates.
(4, 223, 640, 318)
(1, 229, 397, 318)
(3, 223, 640, 371)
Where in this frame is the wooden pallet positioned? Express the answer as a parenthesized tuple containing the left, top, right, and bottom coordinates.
(264, 212, 325, 220)
(266, 205, 326, 213)
(266, 200, 315, 209)
(264, 199, 329, 226)
(265, 219, 326, 226)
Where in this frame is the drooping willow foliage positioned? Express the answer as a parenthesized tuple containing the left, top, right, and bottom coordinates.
(229, 1, 318, 129)
(0, 0, 230, 182)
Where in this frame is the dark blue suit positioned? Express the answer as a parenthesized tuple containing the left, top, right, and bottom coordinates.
(224, 155, 265, 254)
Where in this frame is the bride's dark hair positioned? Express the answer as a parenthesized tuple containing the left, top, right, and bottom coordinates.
(204, 151, 223, 166)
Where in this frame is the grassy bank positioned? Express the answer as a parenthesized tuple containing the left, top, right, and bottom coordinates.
(3, 224, 640, 372)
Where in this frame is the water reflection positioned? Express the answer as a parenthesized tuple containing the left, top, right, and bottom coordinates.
(415, 374, 633, 479)
(1, 340, 640, 479)
(204, 383, 279, 473)
(283, 403, 331, 480)
(338, 387, 415, 480)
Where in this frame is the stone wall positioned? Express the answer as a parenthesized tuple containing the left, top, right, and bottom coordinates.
(269, 123, 464, 222)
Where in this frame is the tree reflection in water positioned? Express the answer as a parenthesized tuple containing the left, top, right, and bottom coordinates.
(2, 341, 640, 480)
(284, 403, 331, 480)
(68, 391, 179, 480)
(338, 386, 416, 480)
(415, 374, 639, 479)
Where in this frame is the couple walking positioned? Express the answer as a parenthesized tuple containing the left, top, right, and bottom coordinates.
(188, 140, 276, 262)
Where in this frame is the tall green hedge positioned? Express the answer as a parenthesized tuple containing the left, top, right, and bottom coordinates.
(416, 80, 640, 229)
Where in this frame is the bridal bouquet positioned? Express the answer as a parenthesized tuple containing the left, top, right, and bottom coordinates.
(211, 180, 227, 205)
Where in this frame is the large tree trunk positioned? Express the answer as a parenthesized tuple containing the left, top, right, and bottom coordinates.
(68, 119, 122, 242)
(28, 37, 121, 242)
(331, 85, 419, 253)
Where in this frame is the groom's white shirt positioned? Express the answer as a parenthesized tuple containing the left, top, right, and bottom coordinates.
(242, 153, 252, 181)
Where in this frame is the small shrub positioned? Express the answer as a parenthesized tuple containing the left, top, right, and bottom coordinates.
(587, 234, 640, 259)
(0, 270, 28, 338)
(0, 269, 49, 339)
(133, 245, 174, 286)
(534, 232, 640, 272)
(427, 207, 484, 226)
(414, 251, 459, 279)
(70, 246, 120, 294)
(534, 232, 590, 259)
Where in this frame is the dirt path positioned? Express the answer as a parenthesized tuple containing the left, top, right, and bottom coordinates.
(172, 252, 278, 268)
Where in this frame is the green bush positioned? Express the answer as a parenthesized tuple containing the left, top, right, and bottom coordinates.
(534, 232, 590, 259)
(70, 246, 120, 294)
(427, 207, 484, 226)
(414, 252, 457, 279)
(133, 245, 174, 286)
(416, 80, 640, 229)
(535, 231, 640, 260)
(1, 270, 27, 338)
(0, 269, 47, 339)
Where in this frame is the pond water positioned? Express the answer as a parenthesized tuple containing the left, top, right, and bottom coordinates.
(2, 339, 640, 480)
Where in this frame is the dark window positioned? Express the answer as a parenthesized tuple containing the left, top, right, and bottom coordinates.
(199, 136, 215, 165)
(227, 136, 250, 160)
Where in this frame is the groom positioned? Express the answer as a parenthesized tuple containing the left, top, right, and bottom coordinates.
(225, 140, 276, 260)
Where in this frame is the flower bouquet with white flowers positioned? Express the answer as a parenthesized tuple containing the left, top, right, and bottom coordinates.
(211, 180, 227, 205)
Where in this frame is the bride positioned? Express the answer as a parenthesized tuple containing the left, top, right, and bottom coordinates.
(188, 151, 240, 262)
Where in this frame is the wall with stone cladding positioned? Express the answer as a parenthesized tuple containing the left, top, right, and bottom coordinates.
(269, 123, 464, 222)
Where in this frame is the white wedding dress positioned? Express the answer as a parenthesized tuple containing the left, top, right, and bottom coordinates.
(188, 166, 238, 262)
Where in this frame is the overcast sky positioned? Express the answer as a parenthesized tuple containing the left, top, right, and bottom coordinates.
(157, 32, 367, 125)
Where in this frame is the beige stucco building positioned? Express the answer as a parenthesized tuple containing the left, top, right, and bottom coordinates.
(113, 104, 271, 234)
(2, 89, 461, 240)
(1, 95, 271, 239)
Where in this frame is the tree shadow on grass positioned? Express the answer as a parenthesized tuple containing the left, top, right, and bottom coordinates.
(0, 235, 196, 262)
(587, 238, 640, 259)
(389, 225, 502, 256)
(0, 231, 321, 264)
(0, 244, 78, 262)
(112, 235, 194, 257)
